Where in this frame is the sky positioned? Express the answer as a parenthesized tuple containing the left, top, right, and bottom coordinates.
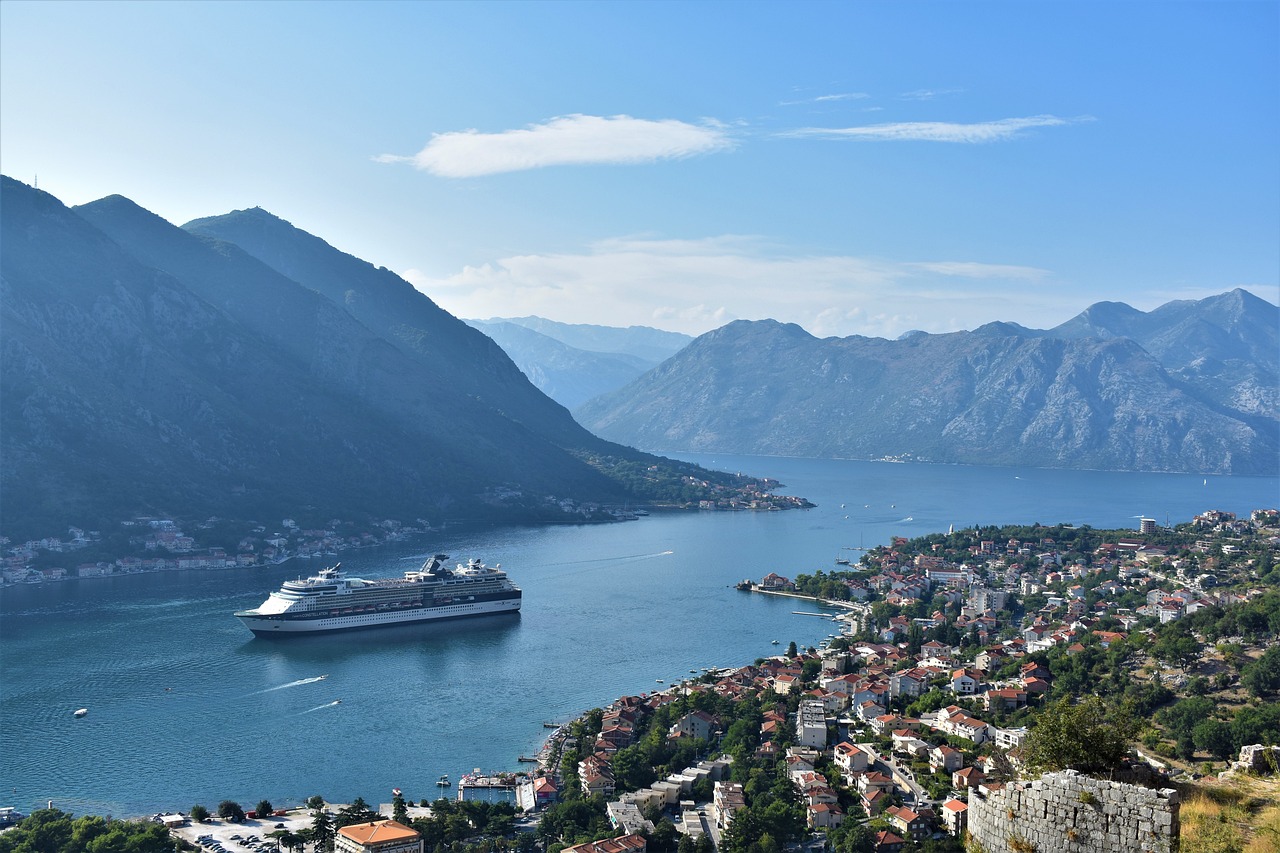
(2, 0, 1277, 340)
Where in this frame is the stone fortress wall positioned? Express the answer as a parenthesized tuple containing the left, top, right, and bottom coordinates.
(966, 770, 1179, 853)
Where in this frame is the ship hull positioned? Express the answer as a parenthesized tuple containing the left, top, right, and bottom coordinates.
(236, 594, 521, 636)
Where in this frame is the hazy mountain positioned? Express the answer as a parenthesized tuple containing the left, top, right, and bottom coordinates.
(182, 207, 596, 448)
(465, 319, 659, 409)
(575, 304, 1279, 475)
(0, 178, 753, 540)
(481, 316, 692, 363)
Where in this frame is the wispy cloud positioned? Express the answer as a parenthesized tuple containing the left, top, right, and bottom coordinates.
(783, 115, 1081, 143)
(375, 114, 733, 177)
(402, 236, 1059, 340)
(781, 91, 870, 106)
(907, 261, 1049, 280)
(814, 92, 870, 102)
(899, 88, 964, 100)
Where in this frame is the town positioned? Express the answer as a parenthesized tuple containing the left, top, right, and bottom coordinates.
(1, 473, 811, 586)
(4, 509, 1279, 853)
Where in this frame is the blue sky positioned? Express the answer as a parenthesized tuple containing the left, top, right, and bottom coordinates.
(2, 1, 1276, 339)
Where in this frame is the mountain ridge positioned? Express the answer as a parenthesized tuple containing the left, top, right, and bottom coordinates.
(0, 177, 777, 541)
(575, 299, 1279, 475)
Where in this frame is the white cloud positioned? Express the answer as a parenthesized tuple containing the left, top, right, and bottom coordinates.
(785, 115, 1079, 143)
(376, 114, 733, 177)
(401, 236, 1065, 340)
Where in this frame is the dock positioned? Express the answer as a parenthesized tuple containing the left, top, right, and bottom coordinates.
(458, 770, 528, 802)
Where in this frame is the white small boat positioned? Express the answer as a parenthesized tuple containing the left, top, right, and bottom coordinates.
(73, 708, 88, 717)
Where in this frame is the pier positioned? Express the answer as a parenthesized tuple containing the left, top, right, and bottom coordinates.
(458, 770, 527, 802)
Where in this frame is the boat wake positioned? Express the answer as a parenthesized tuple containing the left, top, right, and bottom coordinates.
(301, 700, 342, 714)
(250, 675, 328, 695)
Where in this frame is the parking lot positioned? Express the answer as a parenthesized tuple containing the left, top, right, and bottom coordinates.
(170, 811, 315, 852)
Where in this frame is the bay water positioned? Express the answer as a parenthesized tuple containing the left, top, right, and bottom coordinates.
(1, 455, 1275, 817)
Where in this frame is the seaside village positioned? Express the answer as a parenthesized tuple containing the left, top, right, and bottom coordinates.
(118, 508, 1280, 853)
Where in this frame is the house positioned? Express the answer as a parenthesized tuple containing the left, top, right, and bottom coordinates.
(991, 726, 1030, 750)
(943, 712, 989, 744)
(532, 776, 558, 807)
(335, 821, 424, 853)
(884, 805, 932, 841)
(760, 573, 796, 592)
(796, 699, 828, 748)
(870, 714, 903, 735)
(928, 745, 963, 774)
(1021, 676, 1050, 695)
(888, 669, 924, 699)
(562, 835, 647, 853)
(834, 742, 870, 775)
(807, 802, 844, 830)
(669, 710, 717, 741)
(952, 766, 985, 789)
(786, 754, 816, 777)
(872, 829, 905, 853)
(949, 669, 979, 695)
(940, 799, 968, 836)
(890, 730, 928, 757)
(713, 781, 746, 830)
(983, 688, 1027, 712)
(861, 788, 888, 816)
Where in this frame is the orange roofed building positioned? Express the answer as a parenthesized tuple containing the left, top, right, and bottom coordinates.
(563, 835, 648, 853)
(336, 820, 424, 853)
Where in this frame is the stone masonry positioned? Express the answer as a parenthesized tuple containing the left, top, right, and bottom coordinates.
(966, 770, 1179, 853)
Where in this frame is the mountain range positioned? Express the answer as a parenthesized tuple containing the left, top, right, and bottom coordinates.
(0, 177, 749, 541)
(463, 317, 691, 409)
(575, 292, 1279, 475)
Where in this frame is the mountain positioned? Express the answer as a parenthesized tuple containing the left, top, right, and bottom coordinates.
(464, 318, 692, 409)
(1050, 289, 1278, 418)
(575, 307, 1280, 475)
(463, 320, 658, 409)
(181, 207, 597, 448)
(482, 316, 692, 363)
(0, 178, 760, 541)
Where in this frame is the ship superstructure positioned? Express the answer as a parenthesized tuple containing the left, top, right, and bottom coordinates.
(234, 555, 521, 635)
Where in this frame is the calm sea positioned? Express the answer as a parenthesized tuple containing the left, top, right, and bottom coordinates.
(1, 455, 1275, 817)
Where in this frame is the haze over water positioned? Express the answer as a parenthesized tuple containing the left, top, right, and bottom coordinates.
(2, 455, 1275, 817)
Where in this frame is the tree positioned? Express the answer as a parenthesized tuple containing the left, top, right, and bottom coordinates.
(311, 808, 335, 852)
(1151, 623, 1201, 670)
(1024, 696, 1141, 776)
(786, 641, 798, 658)
(0, 809, 173, 853)
(256, 800, 275, 819)
(392, 791, 409, 825)
(219, 800, 246, 822)
(306, 795, 326, 810)
(1242, 646, 1280, 697)
(1192, 719, 1235, 762)
(334, 797, 380, 828)
(191, 804, 211, 823)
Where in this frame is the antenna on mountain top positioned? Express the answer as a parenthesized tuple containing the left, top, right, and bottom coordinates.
(33, 173, 37, 189)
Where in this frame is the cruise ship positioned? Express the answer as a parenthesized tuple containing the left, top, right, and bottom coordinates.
(234, 555, 521, 636)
